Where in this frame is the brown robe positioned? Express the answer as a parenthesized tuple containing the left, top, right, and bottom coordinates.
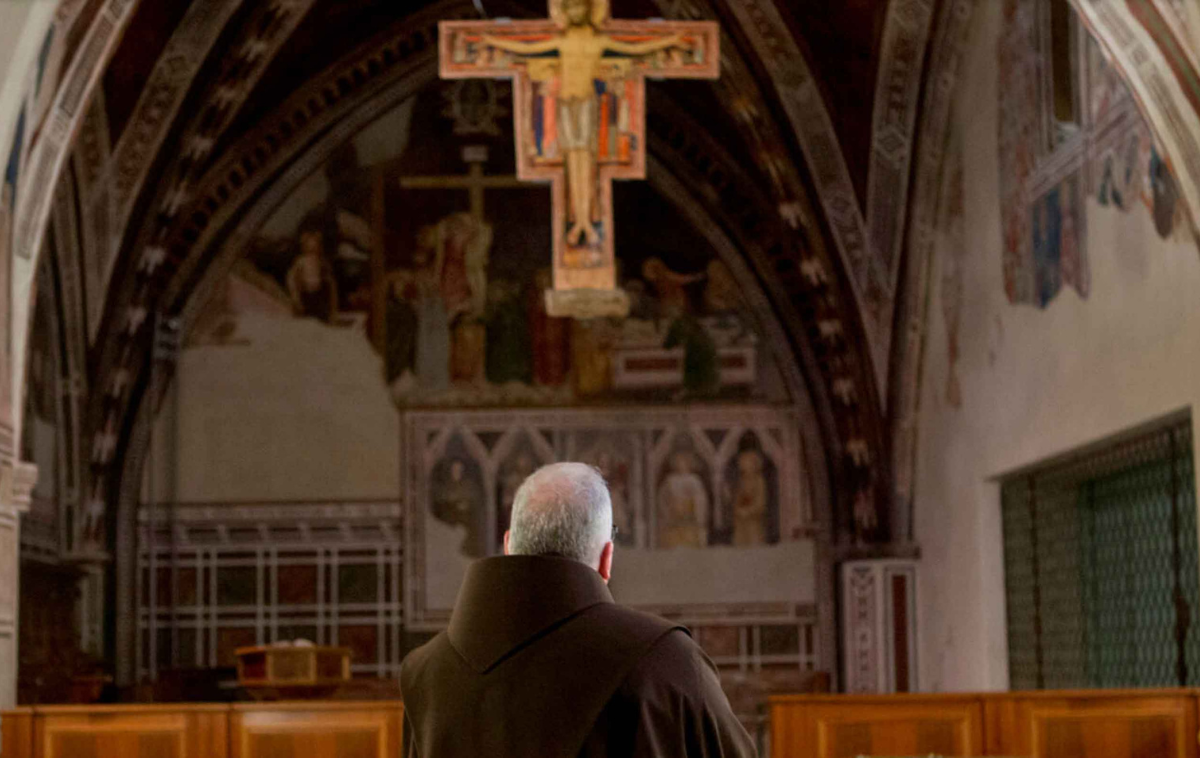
(400, 555, 756, 757)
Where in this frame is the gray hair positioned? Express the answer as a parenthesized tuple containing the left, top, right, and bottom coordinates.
(507, 462, 613, 565)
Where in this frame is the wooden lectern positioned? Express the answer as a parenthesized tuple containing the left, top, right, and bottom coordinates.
(235, 645, 351, 699)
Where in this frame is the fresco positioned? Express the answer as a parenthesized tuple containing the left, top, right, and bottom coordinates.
(1029, 171, 1088, 307)
(405, 408, 813, 629)
(190, 79, 788, 409)
(1087, 35, 1189, 240)
(997, 4, 1191, 308)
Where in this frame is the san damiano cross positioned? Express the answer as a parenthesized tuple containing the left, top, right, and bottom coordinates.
(439, 0, 719, 318)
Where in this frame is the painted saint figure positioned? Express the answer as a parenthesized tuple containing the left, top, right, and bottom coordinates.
(656, 450, 709, 549)
(433, 458, 487, 557)
(483, 0, 686, 248)
(729, 449, 767, 546)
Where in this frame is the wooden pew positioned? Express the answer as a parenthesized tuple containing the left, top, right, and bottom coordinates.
(0, 701, 403, 758)
(985, 689, 1196, 758)
(230, 701, 403, 758)
(770, 689, 1198, 758)
(770, 693, 985, 757)
(0, 703, 229, 758)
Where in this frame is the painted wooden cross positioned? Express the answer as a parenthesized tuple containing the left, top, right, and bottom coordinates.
(439, 0, 719, 318)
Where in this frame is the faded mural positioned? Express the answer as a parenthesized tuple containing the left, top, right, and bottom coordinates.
(191, 78, 788, 408)
(997, 3, 1190, 309)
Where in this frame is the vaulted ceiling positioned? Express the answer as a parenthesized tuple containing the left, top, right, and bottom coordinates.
(46, 0, 972, 553)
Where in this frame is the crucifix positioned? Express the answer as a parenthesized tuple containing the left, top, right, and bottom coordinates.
(369, 144, 523, 348)
(439, 0, 719, 318)
(398, 144, 526, 220)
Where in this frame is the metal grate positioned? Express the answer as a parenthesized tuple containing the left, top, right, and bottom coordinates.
(1002, 417, 1198, 689)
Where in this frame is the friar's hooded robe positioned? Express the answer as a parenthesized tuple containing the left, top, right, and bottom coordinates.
(400, 554, 756, 757)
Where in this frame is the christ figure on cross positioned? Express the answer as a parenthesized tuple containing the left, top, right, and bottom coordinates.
(483, 0, 685, 248)
(440, 0, 719, 317)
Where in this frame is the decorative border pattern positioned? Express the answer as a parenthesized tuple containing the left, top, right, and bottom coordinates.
(841, 558, 919, 693)
(869, 0, 936, 288)
(13, 0, 137, 262)
(72, 92, 111, 342)
(843, 563, 878, 692)
(100, 0, 246, 311)
(725, 0, 892, 389)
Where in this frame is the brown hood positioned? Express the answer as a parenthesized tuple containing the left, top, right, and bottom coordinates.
(446, 555, 613, 673)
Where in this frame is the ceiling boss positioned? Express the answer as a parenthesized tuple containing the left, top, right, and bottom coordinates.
(439, 0, 720, 318)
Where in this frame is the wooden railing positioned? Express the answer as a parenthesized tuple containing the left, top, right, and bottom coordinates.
(0, 701, 403, 758)
(770, 689, 1200, 757)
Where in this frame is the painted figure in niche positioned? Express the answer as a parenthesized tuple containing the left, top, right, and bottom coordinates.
(432, 457, 487, 557)
(286, 213, 339, 323)
(656, 449, 709, 549)
(643, 257, 719, 396)
(486, 279, 532, 385)
(529, 268, 570, 386)
(482, 0, 687, 248)
(728, 448, 768, 546)
(496, 449, 538, 548)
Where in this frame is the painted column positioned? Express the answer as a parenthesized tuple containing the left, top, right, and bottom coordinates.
(841, 558, 919, 693)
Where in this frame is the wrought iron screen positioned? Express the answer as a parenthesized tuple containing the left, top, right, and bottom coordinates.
(1002, 416, 1198, 689)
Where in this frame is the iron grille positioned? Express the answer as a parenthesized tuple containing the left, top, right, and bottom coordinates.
(1002, 416, 1198, 689)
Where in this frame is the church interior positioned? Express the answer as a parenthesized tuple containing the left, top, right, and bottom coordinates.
(1, 0, 1199, 755)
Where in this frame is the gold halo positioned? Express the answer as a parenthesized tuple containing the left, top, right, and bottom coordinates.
(549, 0, 609, 27)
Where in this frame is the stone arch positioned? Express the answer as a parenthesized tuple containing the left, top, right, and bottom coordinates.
(87, 0, 887, 563)
(92, 6, 886, 678)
